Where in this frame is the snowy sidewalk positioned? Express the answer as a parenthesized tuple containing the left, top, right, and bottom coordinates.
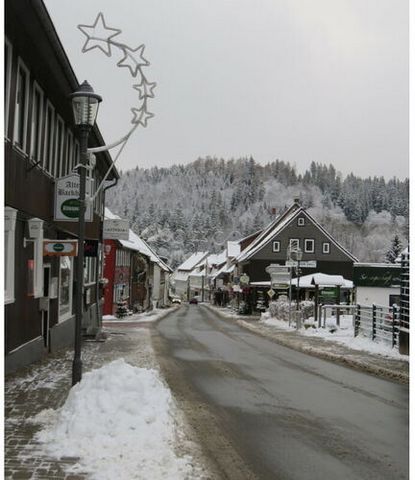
(5, 320, 210, 480)
(205, 304, 409, 384)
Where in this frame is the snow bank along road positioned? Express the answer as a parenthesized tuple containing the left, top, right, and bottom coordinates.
(153, 304, 409, 480)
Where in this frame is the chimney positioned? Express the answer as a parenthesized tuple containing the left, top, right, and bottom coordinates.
(294, 197, 301, 205)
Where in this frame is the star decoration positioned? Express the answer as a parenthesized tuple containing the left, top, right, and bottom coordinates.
(131, 107, 154, 127)
(117, 45, 149, 77)
(78, 12, 121, 57)
(133, 80, 157, 99)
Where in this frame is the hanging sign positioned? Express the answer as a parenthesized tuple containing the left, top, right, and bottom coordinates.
(43, 240, 78, 257)
(103, 219, 130, 240)
(54, 174, 93, 222)
(240, 273, 250, 285)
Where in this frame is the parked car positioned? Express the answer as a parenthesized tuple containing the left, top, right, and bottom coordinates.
(189, 297, 198, 304)
(171, 297, 182, 304)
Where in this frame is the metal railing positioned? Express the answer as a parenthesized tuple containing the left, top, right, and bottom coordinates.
(354, 304, 400, 349)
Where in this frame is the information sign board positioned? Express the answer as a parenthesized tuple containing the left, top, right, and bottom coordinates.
(54, 174, 93, 222)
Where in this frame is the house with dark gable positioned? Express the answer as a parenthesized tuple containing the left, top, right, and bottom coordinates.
(235, 200, 358, 283)
(5, 0, 119, 373)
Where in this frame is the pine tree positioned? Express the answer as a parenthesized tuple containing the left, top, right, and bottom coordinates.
(385, 235, 402, 263)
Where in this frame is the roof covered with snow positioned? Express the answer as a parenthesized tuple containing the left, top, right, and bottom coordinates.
(176, 251, 209, 271)
(105, 208, 171, 272)
(227, 241, 241, 258)
(236, 203, 358, 263)
(290, 273, 353, 288)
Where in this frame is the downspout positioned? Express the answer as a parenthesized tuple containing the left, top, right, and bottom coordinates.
(95, 178, 118, 334)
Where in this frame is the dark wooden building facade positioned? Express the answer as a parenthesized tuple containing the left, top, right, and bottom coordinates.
(236, 201, 358, 283)
(5, 0, 118, 373)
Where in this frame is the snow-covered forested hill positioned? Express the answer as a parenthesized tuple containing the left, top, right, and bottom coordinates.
(107, 157, 409, 268)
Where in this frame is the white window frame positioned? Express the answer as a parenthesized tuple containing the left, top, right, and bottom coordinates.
(272, 240, 281, 253)
(13, 58, 30, 153)
(30, 82, 44, 162)
(84, 257, 97, 286)
(304, 238, 315, 253)
(55, 115, 65, 177)
(297, 217, 305, 226)
(4, 207, 17, 304)
(73, 140, 80, 173)
(58, 256, 74, 322)
(65, 129, 74, 176)
(289, 238, 300, 251)
(322, 242, 331, 254)
(32, 226, 44, 299)
(5, 38, 13, 138)
(43, 101, 55, 175)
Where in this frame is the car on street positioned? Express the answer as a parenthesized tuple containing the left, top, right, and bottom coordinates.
(171, 297, 182, 304)
(189, 297, 198, 304)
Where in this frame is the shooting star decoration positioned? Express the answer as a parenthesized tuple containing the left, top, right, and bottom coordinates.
(77, 12, 156, 200)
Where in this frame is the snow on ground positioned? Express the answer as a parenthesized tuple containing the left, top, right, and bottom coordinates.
(30, 359, 196, 480)
(103, 308, 176, 324)
(261, 313, 408, 360)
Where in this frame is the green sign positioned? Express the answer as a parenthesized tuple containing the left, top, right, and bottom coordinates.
(321, 288, 336, 298)
(353, 265, 401, 287)
(61, 199, 80, 218)
(53, 243, 65, 252)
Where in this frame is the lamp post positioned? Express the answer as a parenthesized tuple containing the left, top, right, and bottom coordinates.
(70, 81, 102, 386)
(293, 247, 303, 310)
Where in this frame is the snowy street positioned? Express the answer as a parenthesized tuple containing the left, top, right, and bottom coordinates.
(154, 305, 409, 480)
(4, 319, 214, 480)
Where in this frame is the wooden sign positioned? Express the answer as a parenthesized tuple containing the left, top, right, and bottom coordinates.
(43, 240, 78, 257)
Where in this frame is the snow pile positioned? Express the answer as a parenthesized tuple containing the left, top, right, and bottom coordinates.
(31, 359, 195, 479)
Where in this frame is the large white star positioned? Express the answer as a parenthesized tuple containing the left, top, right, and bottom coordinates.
(78, 12, 121, 57)
(133, 80, 157, 99)
(131, 107, 154, 127)
(117, 45, 149, 77)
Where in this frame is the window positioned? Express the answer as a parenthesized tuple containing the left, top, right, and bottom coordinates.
(297, 217, 305, 226)
(59, 256, 73, 321)
(84, 257, 97, 285)
(65, 130, 74, 175)
(43, 101, 55, 174)
(322, 242, 330, 254)
(4, 207, 17, 304)
(289, 238, 300, 251)
(73, 140, 80, 172)
(30, 83, 44, 162)
(14, 59, 30, 151)
(272, 240, 280, 253)
(5, 38, 13, 137)
(304, 239, 315, 253)
(55, 116, 65, 177)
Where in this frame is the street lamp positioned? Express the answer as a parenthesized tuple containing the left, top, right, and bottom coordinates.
(70, 80, 102, 386)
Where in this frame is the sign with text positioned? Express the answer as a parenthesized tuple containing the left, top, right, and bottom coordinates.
(285, 260, 317, 268)
(43, 240, 78, 257)
(103, 219, 130, 240)
(54, 174, 93, 222)
(266, 264, 291, 286)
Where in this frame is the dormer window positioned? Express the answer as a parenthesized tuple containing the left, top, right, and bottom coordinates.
(297, 217, 305, 226)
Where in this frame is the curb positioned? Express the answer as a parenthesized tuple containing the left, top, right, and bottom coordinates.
(204, 304, 409, 384)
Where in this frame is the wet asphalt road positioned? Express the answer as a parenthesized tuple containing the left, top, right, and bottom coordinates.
(156, 305, 409, 480)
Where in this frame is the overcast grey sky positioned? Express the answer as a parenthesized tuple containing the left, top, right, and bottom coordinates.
(44, 0, 409, 179)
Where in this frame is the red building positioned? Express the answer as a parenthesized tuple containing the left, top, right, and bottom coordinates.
(103, 240, 132, 316)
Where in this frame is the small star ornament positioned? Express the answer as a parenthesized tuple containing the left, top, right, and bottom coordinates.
(131, 107, 154, 127)
(117, 45, 149, 77)
(133, 80, 157, 99)
(78, 13, 121, 57)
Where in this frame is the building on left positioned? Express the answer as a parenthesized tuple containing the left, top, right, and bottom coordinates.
(4, 0, 119, 374)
